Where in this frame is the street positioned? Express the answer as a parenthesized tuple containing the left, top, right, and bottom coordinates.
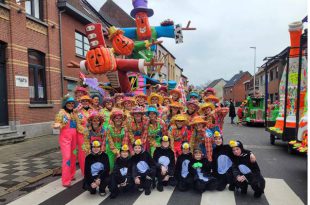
(0, 119, 307, 205)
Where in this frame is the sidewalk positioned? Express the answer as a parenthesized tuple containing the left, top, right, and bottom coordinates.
(0, 135, 61, 196)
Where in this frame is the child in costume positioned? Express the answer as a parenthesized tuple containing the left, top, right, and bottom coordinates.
(212, 131, 234, 191)
(122, 97, 136, 119)
(184, 100, 199, 125)
(131, 139, 156, 195)
(53, 96, 77, 187)
(213, 104, 229, 133)
(74, 86, 88, 102)
(135, 93, 148, 108)
(83, 111, 106, 154)
(114, 93, 125, 109)
(229, 140, 265, 198)
(145, 106, 168, 155)
(75, 95, 93, 175)
(237, 104, 244, 125)
(189, 116, 214, 162)
(109, 144, 133, 199)
(199, 103, 216, 130)
(163, 101, 183, 128)
(84, 140, 110, 195)
(91, 94, 104, 113)
(102, 97, 114, 130)
(169, 114, 190, 158)
(162, 96, 172, 107)
(106, 109, 130, 170)
(153, 136, 177, 192)
(147, 93, 164, 116)
(170, 89, 182, 103)
(128, 106, 148, 148)
(189, 148, 217, 193)
(174, 142, 193, 191)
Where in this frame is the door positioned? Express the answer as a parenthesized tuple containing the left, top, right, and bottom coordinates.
(0, 43, 8, 126)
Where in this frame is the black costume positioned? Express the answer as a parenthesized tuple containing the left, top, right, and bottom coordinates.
(189, 157, 217, 193)
(212, 143, 234, 191)
(84, 151, 110, 194)
(153, 146, 176, 191)
(109, 156, 134, 198)
(175, 152, 193, 191)
(131, 150, 156, 195)
(231, 142, 265, 198)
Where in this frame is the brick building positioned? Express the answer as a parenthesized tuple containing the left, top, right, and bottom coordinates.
(262, 47, 288, 103)
(0, 0, 110, 141)
(223, 71, 252, 105)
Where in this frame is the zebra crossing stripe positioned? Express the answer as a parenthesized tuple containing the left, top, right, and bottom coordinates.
(264, 178, 304, 205)
(133, 186, 175, 205)
(66, 191, 109, 204)
(201, 189, 236, 205)
(8, 170, 83, 205)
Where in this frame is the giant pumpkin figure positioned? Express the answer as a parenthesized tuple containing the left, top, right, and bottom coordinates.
(68, 23, 162, 93)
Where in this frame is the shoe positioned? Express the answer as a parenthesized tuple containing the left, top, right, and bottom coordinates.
(241, 188, 247, 195)
(254, 191, 263, 198)
(110, 192, 118, 199)
(145, 188, 151, 195)
(228, 184, 235, 191)
(99, 191, 107, 197)
(157, 184, 163, 192)
(138, 188, 144, 192)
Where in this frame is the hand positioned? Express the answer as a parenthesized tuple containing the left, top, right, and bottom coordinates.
(91, 182, 97, 189)
(67, 60, 80, 68)
(181, 21, 196, 30)
(135, 177, 140, 185)
(163, 175, 170, 182)
(52, 123, 61, 129)
(144, 58, 164, 67)
(95, 178, 101, 186)
(161, 166, 168, 175)
(250, 153, 256, 163)
(237, 175, 246, 182)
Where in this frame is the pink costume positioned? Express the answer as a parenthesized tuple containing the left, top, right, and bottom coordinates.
(54, 109, 77, 186)
(75, 107, 92, 175)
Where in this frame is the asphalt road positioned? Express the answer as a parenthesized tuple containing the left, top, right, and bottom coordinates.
(224, 120, 307, 204)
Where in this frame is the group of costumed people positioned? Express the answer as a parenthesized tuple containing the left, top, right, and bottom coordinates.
(52, 85, 265, 199)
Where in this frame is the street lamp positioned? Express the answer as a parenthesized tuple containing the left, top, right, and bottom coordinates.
(250, 47, 256, 96)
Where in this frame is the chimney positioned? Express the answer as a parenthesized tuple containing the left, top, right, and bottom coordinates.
(239, 70, 243, 74)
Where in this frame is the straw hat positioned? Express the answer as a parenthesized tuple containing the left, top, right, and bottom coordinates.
(147, 93, 163, 105)
(190, 116, 207, 126)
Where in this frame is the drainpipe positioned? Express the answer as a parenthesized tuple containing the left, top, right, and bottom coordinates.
(58, 9, 65, 97)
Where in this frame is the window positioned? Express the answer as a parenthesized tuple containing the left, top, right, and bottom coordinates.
(270, 94, 274, 103)
(28, 50, 46, 104)
(75, 32, 90, 57)
(270, 69, 274, 81)
(25, 0, 43, 20)
(67, 80, 77, 96)
(276, 67, 279, 79)
(0, 0, 5, 4)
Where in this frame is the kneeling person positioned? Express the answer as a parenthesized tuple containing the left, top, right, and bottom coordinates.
(131, 139, 156, 195)
(109, 144, 133, 199)
(175, 142, 193, 191)
(153, 136, 177, 192)
(189, 148, 217, 193)
(84, 140, 110, 196)
(230, 140, 265, 198)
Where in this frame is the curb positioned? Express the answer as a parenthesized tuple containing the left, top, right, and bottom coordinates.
(0, 167, 60, 197)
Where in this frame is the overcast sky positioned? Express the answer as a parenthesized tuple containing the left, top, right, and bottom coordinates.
(87, 0, 307, 85)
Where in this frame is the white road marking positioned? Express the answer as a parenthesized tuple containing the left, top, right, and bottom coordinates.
(201, 188, 236, 205)
(66, 190, 109, 204)
(264, 178, 304, 205)
(8, 170, 83, 205)
(133, 186, 175, 205)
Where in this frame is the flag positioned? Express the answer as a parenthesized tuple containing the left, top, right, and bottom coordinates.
(176, 78, 187, 104)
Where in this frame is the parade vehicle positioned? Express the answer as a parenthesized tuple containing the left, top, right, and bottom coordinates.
(243, 96, 265, 125)
(265, 19, 307, 154)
